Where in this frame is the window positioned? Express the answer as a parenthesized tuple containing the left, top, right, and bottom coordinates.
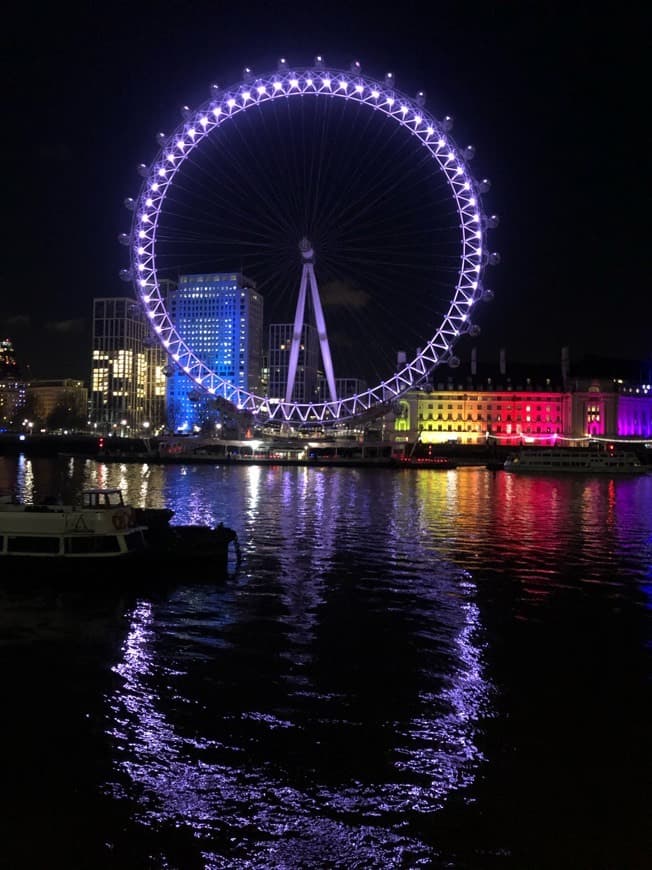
(7, 536, 60, 554)
(66, 535, 121, 554)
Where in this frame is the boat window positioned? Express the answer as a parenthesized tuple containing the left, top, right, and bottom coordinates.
(7, 536, 60, 554)
(66, 535, 122, 554)
(82, 490, 125, 509)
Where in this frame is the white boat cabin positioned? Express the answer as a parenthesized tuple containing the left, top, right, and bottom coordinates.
(0, 488, 147, 558)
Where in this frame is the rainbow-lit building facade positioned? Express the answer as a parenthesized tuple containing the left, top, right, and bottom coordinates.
(393, 355, 652, 446)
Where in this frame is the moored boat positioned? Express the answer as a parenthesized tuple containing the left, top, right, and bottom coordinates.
(0, 487, 241, 582)
(503, 448, 647, 475)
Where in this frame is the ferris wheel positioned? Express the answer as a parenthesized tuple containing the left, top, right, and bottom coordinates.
(120, 57, 499, 426)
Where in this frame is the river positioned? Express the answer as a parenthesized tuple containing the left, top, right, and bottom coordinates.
(0, 455, 650, 868)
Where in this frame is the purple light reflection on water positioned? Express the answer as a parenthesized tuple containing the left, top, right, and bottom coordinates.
(2, 458, 651, 865)
(102, 528, 491, 865)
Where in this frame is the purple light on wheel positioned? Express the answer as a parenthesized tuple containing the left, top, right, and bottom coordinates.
(126, 58, 496, 426)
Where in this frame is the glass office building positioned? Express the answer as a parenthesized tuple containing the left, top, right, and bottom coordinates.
(167, 273, 263, 433)
(90, 298, 167, 434)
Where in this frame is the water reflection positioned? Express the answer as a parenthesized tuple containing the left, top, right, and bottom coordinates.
(102, 467, 492, 865)
(2, 456, 651, 864)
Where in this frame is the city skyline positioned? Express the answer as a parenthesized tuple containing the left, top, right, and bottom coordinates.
(4, 1, 649, 382)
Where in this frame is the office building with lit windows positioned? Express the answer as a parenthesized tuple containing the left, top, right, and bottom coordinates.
(0, 337, 26, 429)
(266, 323, 321, 404)
(90, 298, 167, 434)
(317, 376, 368, 403)
(166, 273, 263, 433)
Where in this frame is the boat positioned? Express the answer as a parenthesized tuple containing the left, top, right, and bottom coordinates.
(503, 448, 648, 475)
(0, 487, 241, 581)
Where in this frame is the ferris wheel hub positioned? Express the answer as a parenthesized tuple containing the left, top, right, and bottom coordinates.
(298, 237, 314, 262)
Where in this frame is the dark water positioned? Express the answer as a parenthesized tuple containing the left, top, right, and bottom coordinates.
(1, 455, 650, 869)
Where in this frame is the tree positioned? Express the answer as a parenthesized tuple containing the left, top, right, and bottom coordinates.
(46, 392, 87, 432)
(16, 391, 45, 430)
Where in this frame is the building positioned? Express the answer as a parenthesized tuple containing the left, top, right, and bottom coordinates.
(166, 272, 264, 433)
(318, 376, 368, 403)
(267, 322, 319, 404)
(27, 379, 88, 430)
(389, 350, 652, 447)
(0, 338, 26, 429)
(89, 297, 167, 435)
(616, 382, 652, 438)
(394, 384, 569, 447)
(567, 376, 652, 440)
(0, 338, 19, 376)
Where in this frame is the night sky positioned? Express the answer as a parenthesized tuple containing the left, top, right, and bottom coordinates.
(4, 1, 649, 381)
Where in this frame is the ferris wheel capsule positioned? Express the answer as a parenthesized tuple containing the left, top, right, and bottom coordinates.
(469, 324, 481, 337)
(478, 177, 492, 193)
(384, 71, 395, 86)
(155, 131, 167, 146)
(314, 55, 325, 68)
(415, 90, 426, 107)
(119, 268, 132, 282)
(448, 356, 460, 368)
(350, 60, 361, 73)
(487, 252, 501, 266)
(442, 115, 454, 131)
(482, 288, 495, 302)
(463, 145, 476, 160)
(485, 213, 500, 229)
(180, 105, 193, 121)
(137, 163, 149, 177)
(209, 83, 221, 99)
(277, 57, 288, 71)
(123, 197, 136, 211)
(117, 233, 130, 246)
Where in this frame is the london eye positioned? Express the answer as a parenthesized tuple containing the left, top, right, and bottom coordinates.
(120, 57, 498, 426)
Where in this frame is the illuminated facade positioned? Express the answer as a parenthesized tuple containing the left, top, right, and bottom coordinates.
(395, 386, 569, 446)
(617, 385, 652, 437)
(90, 298, 167, 434)
(569, 378, 652, 440)
(392, 367, 652, 446)
(166, 273, 263, 433)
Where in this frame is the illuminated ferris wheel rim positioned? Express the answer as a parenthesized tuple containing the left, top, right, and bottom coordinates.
(123, 58, 498, 425)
